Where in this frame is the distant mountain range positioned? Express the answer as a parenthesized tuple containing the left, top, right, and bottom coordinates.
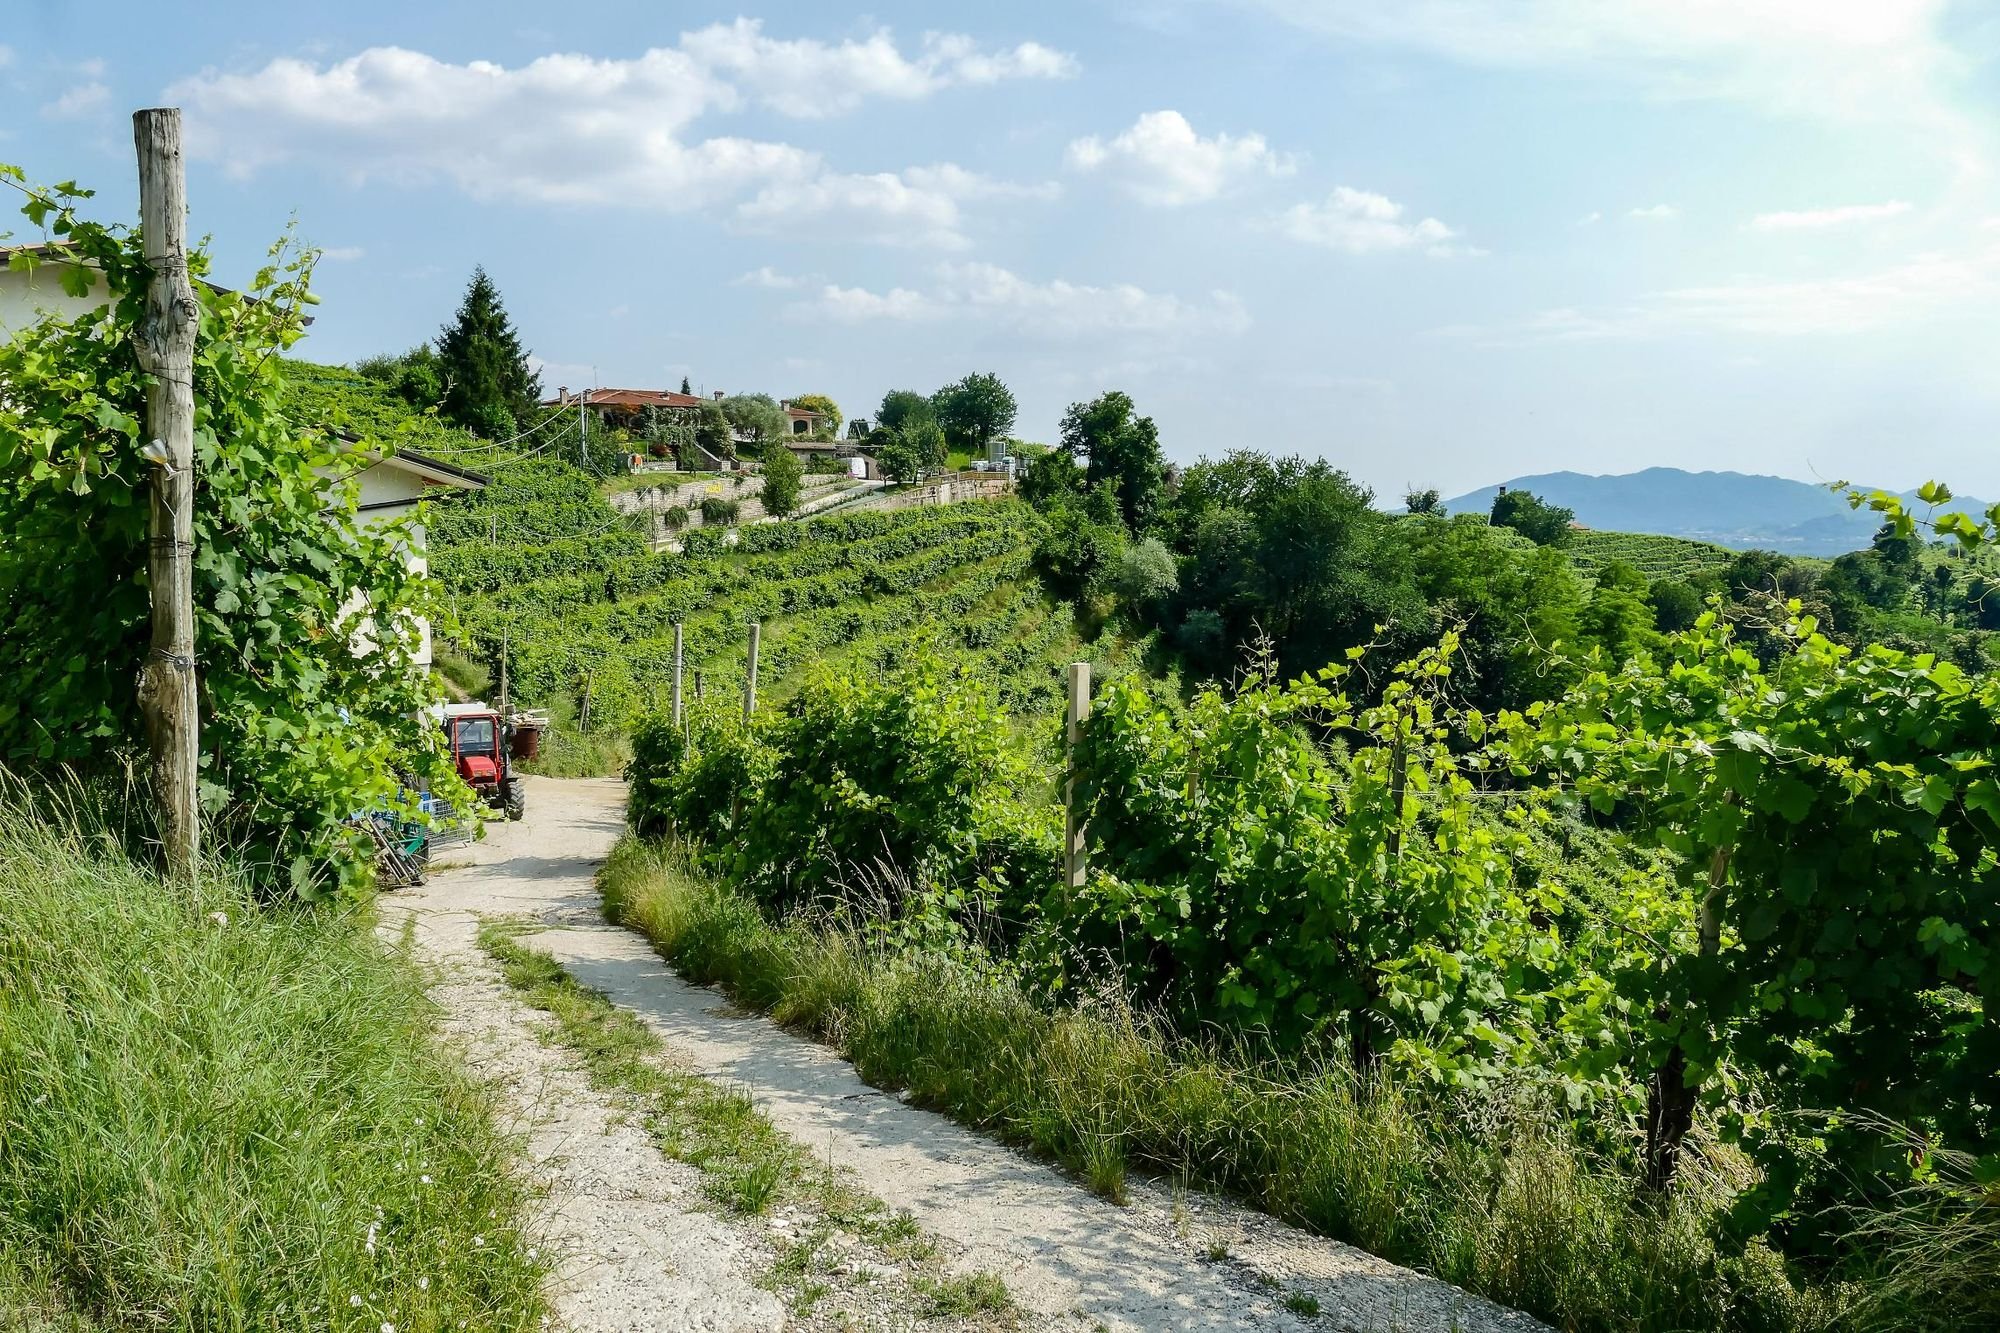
(1441, 468, 1987, 557)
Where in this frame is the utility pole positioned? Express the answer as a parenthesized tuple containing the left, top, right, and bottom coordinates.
(133, 108, 199, 879)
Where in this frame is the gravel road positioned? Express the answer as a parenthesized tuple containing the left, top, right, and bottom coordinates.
(386, 776, 1549, 1333)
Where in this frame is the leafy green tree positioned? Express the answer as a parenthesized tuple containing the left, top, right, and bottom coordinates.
(789, 393, 842, 438)
(1648, 578, 1703, 633)
(1579, 559, 1659, 661)
(903, 419, 947, 475)
(719, 393, 786, 448)
(0, 168, 460, 895)
(694, 400, 733, 460)
(1111, 538, 1179, 615)
(1404, 487, 1443, 515)
(434, 266, 540, 439)
(758, 443, 804, 518)
(1019, 446, 1086, 510)
(1489, 487, 1576, 546)
(356, 346, 442, 410)
(1161, 453, 1428, 683)
(1397, 514, 1585, 708)
(1061, 390, 1165, 531)
(874, 427, 922, 485)
(876, 389, 934, 434)
(932, 373, 1017, 460)
(1033, 502, 1127, 602)
(680, 374, 693, 395)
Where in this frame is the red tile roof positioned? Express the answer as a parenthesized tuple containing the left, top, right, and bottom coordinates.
(541, 387, 706, 410)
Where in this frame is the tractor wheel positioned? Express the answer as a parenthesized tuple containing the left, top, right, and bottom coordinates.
(503, 780, 525, 821)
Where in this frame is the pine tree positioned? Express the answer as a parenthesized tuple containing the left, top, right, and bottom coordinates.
(434, 267, 541, 439)
(680, 374, 693, 396)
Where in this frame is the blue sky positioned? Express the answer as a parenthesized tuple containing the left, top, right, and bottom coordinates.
(6, 1, 2000, 499)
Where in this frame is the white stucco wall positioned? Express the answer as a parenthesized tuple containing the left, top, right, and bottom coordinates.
(0, 261, 106, 341)
(325, 459, 438, 664)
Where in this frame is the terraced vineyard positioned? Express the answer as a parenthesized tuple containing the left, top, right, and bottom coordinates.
(431, 460, 1076, 732)
(1566, 528, 1735, 581)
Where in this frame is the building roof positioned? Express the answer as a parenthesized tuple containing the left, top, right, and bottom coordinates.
(784, 404, 829, 421)
(542, 387, 706, 410)
(333, 436, 489, 490)
(392, 449, 490, 490)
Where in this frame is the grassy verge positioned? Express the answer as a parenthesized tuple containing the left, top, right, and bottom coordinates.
(475, 920, 1014, 1327)
(598, 837, 1883, 1333)
(0, 795, 547, 1332)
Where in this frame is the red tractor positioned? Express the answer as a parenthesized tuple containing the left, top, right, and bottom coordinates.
(441, 704, 540, 821)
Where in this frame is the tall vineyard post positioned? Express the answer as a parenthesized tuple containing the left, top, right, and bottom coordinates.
(1065, 661, 1091, 897)
(671, 622, 684, 733)
(744, 621, 761, 723)
(133, 107, 200, 879)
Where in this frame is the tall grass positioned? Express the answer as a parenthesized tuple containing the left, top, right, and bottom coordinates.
(602, 838, 1953, 1333)
(0, 786, 547, 1332)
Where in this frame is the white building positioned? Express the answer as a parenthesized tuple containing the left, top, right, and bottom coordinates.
(1, 243, 486, 665)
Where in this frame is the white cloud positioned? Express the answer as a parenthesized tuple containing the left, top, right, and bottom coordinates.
(0, 45, 14, 68)
(1577, 211, 1602, 226)
(168, 30, 1069, 246)
(679, 19, 1076, 119)
(42, 81, 109, 119)
(1440, 240, 2000, 342)
(734, 164, 1056, 249)
(733, 265, 806, 289)
(1748, 200, 1913, 230)
(785, 262, 1251, 338)
(318, 245, 365, 261)
(1275, 186, 1471, 256)
(1245, 1, 1972, 140)
(1656, 250, 1996, 333)
(1066, 110, 1295, 206)
(1627, 203, 1680, 220)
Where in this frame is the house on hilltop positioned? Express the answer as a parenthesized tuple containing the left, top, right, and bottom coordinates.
(781, 398, 834, 438)
(544, 385, 706, 435)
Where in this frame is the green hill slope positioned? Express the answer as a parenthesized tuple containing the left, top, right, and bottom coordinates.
(430, 460, 1071, 734)
(1565, 529, 1736, 582)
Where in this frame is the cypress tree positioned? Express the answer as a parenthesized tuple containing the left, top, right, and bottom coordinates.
(434, 267, 541, 439)
(680, 374, 693, 396)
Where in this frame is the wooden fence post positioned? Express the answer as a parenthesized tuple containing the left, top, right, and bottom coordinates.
(743, 621, 761, 723)
(695, 670, 705, 702)
(1064, 661, 1092, 895)
(671, 622, 684, 730)
(132, 107, 199, 880)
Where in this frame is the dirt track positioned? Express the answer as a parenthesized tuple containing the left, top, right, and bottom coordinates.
(386, 776, 1547, 1333)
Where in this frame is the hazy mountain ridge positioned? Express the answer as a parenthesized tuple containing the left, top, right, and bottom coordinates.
(1442, 467, 1987, 556)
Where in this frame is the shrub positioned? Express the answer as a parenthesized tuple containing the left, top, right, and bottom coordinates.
(701, 496, 741, 526)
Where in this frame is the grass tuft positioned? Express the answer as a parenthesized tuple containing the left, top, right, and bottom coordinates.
(599, 836, 1932, 1333)
(0, 787, 548, 1332)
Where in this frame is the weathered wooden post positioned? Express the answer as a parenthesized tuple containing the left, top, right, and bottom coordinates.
(1064, 661, 1092, 896)
(743, 621, 761, 723)
(133, 107, 199, 879)
(671, 622, 685, 730)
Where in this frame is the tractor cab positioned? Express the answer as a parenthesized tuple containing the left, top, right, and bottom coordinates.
(440, 703, 537, 821)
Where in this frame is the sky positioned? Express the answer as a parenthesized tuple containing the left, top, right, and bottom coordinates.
(5, 1, 2000, 500)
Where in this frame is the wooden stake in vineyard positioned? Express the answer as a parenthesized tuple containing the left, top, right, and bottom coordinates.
(132, 108, 200, 879)
(671, 622, 684, 730)
(1065, 661, 1092, 895)
(743, 621, 761, 723)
